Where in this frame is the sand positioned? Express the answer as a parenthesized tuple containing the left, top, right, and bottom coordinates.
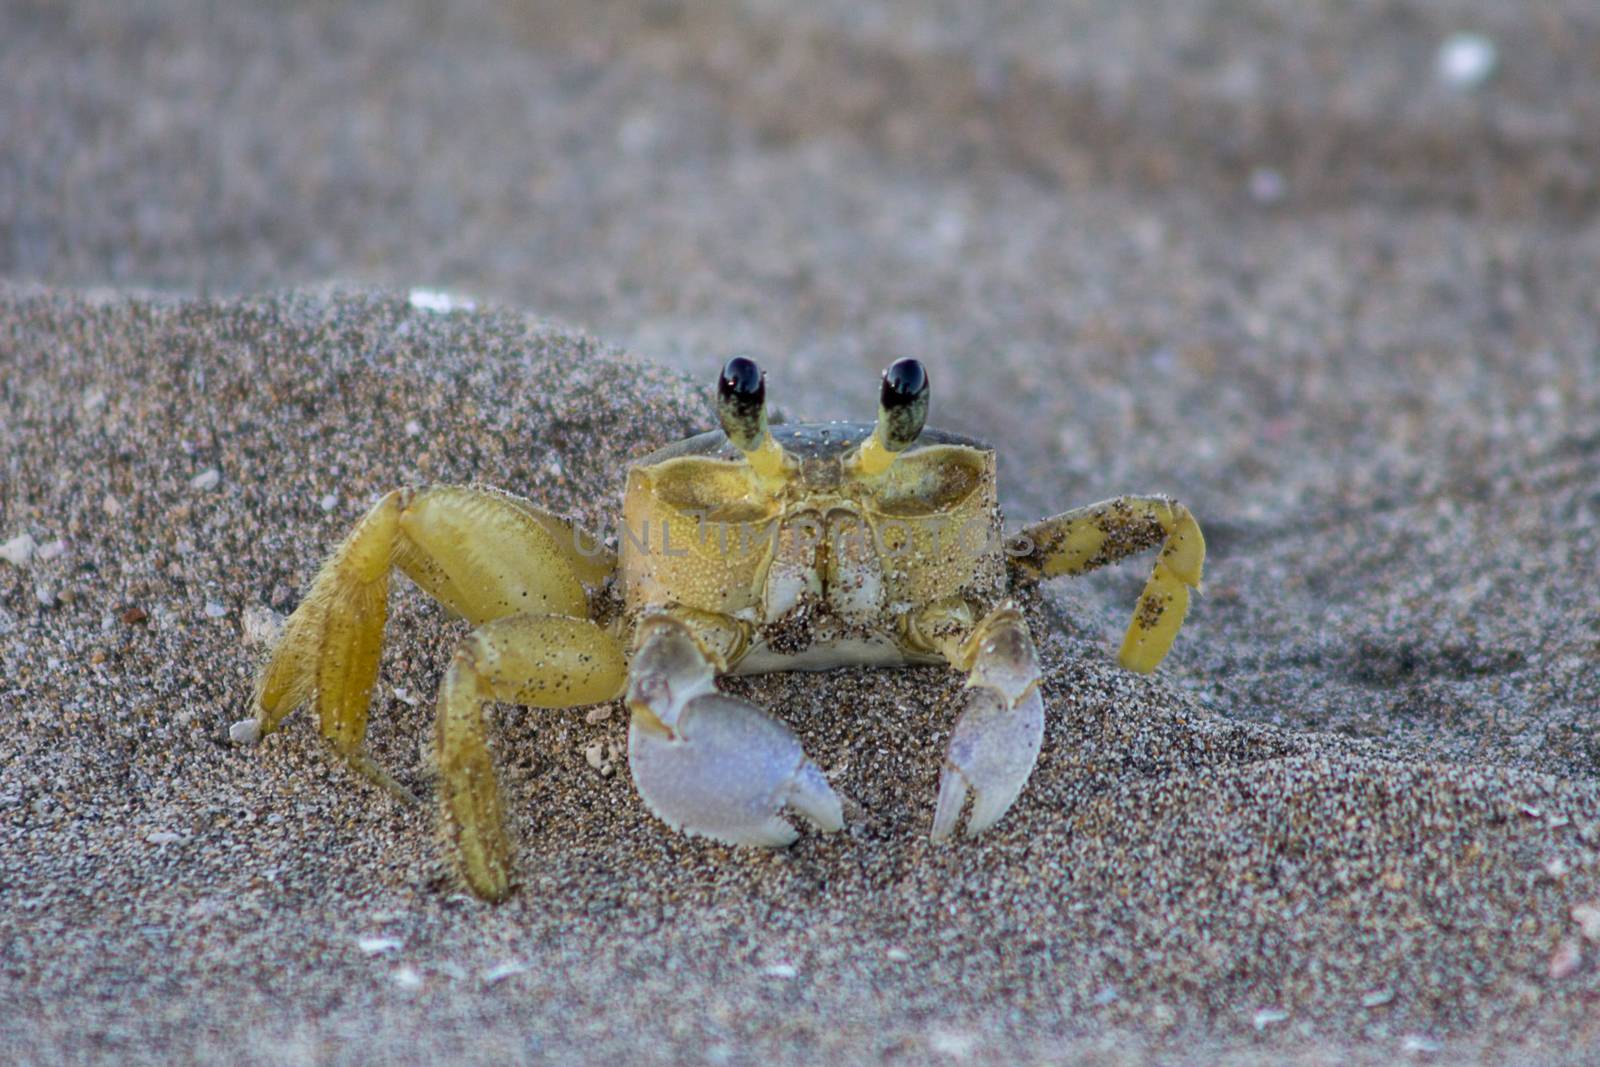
(2, 289, 1596, 1065)
(3, 2, 1600, 1064)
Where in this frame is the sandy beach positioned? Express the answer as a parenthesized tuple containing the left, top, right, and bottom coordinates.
(3, 2, 1600, 1063)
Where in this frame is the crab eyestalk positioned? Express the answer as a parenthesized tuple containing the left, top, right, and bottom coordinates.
(858, 358, 929, 475)
(717, 356, 784, 479)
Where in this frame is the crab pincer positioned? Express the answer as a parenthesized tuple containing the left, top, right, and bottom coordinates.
(626, 614, 843, 846)
(931, 605, 1045, 842)
(629, 693, 843, 846)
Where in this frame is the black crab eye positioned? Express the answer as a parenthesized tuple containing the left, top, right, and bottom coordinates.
(717, 356, 768, 451)
(878, 357, 929, 451)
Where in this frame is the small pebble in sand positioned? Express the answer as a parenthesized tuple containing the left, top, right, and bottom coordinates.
(584, 741, 606, 770)
(1251, 1008, 1289, 1031)
(927, 1030, 975, 1057)
(393, 966, 424, 990)
(102, 494, 122, 517)
(358, 937, 404, 956)
(1572, 902, 1600, 943)
(408, 288, 476, 314)
(762, 963, 798, 979)
(189, 468, 221, 491)
(228, 718, 261, 745)
(1548, 939, 1582, 980)
(404, 419, 423, 437)
(204, 601, 228, 619)
(241, 605, 284, 648)
(1247, 167, 1287, 205)
(1, 533, 37, 566)
(885, 947, 911, 963)
(319, 493, 339, 513)
(392, 686, 420, 708)
(1402, 1034, 1442, 1056)
(585, 706, 612, 724)
(145, 831, 183, 846)
(1361, 988, 1395, 1008)
(1435, 33, 1497, 90)
(35, 585, 58, 608)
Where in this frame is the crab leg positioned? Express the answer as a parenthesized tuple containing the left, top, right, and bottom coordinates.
(240, 483, 612, 796)
(626, 614, 844, 847)
(437, 613, 626, 900)
(1008, 495, 1204, 673)
(928, 603, 1045, 841)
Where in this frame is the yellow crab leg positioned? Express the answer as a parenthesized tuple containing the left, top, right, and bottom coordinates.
(252, 490, 403, 781)
(1008, 495, 1205, 673)
(438, 613, 626, 901)
(244, 484, 611, 796)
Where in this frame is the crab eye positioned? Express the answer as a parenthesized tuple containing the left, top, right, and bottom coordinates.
(717, 356, 768, 452)
(878, 358, 929, 452)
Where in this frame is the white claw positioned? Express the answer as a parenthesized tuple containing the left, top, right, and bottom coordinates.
(782, 757, 845, 834)
(931, 765, 969, 842)
(629, 692, 844, 846)
(930, 681, 1044, 842)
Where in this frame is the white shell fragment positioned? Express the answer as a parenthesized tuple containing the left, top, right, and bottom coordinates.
(408, 288, 477, 314)
(481, 961, 531, 985)
(241, 605, 284, 648)
(1548, 938, 1582, 979)
(228, 718, 262, 745)
(1251, 1007, 1289, 1031)
(189, 467, 221, 491)
(1572, 902, 1600, 943)
(1436, 33, 1497, 90)
(0, 533, 37, 566)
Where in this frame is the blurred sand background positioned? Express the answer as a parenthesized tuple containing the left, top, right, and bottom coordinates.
(3, 2, 1600, 1063)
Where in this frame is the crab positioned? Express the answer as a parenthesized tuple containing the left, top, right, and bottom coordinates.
(234, 357, 1204, 900)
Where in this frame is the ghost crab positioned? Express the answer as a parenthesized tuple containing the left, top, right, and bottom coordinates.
(236, 358, 1204, 900)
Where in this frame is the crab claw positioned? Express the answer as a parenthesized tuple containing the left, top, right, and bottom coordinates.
(931, 607, 1045, 842)
(629, 692, 844, 846)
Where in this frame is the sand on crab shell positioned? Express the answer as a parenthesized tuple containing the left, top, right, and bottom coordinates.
(1, 289, 1596, 1066)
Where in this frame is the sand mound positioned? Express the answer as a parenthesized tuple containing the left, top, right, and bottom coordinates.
(2, 290, 1595, 1064)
